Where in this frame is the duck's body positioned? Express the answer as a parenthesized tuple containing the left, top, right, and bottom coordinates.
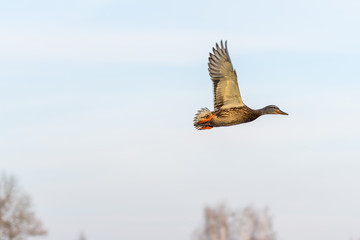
(194, 106, 260, 129)
(194, 41, 287, 130)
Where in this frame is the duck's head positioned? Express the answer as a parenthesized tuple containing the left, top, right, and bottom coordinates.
(261, 105, 288, 115)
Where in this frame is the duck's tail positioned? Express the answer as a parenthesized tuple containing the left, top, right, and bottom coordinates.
(193, 107, 214, 130)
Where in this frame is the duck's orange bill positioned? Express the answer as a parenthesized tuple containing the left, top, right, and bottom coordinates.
(278, 110, 288, 115)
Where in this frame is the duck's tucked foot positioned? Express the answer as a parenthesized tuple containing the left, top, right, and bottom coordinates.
(199, 126, 213, 130)
(194, 107, 214, 130)
(198, 114, 214, 124)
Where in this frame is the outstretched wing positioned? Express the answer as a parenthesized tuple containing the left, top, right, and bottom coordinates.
(208, 41, 244, 110)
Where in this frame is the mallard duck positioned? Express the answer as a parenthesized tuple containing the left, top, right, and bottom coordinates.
(194, 40, 288, 130)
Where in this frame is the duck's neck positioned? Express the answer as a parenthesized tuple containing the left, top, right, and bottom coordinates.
(254, 107, 269, 116)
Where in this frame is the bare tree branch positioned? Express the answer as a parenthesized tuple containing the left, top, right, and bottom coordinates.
(194, 204, 276, 240)
(0, 173, 47, 240)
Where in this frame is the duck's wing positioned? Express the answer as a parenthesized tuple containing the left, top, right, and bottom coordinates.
(208, 40, 244, 110)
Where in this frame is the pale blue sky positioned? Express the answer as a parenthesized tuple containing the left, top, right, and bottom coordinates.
(1, 0, 360, 240)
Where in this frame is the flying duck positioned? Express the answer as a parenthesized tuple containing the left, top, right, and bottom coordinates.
(194, 41, 288, 130)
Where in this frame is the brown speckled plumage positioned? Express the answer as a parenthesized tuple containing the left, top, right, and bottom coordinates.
(212, 107, 261, 126)
(194, 41, 288, 130)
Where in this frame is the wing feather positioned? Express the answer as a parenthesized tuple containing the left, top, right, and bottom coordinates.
(208, 40, 244, 110)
